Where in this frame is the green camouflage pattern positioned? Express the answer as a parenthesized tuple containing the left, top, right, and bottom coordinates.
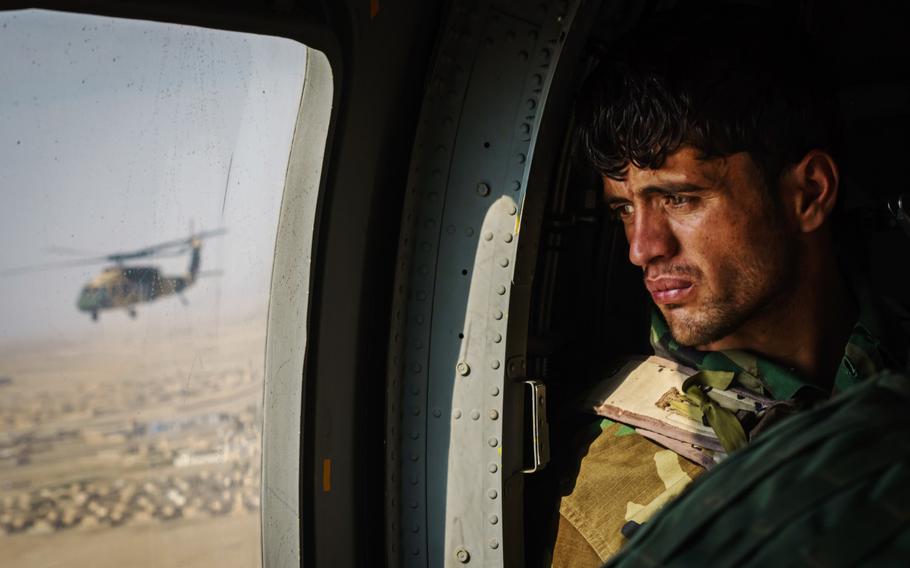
(552, 418, 704, 566)
(650, 278, 910, 400)
(605, 371, 910, 568)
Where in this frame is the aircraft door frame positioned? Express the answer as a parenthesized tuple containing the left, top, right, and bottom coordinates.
(386, 0, 600, 565)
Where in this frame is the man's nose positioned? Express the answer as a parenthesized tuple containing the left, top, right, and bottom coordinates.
(627, 209, 678, 268)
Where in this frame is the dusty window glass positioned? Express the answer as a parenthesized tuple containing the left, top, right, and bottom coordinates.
(0, 10, 311, 567)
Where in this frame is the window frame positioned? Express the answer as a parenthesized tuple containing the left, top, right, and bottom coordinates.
(2, 1, 445, 566)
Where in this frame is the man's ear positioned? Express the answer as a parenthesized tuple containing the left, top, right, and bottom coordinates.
(783, 150, 839, 233)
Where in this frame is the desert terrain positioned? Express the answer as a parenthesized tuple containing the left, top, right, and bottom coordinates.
(0, 321, 265, 567)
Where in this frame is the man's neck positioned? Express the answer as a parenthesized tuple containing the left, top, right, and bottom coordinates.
(699, 249, 857, 386)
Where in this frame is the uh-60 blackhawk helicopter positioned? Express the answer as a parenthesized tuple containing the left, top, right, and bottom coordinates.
(1, 229, 225, 321)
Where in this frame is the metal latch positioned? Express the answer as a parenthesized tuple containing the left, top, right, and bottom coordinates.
(522, 380, 550, 473)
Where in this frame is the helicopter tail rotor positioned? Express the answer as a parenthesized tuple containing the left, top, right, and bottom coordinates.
(187, 238, 202, 283)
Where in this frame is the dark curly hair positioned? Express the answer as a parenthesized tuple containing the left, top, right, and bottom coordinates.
(576, 8, 840, 187)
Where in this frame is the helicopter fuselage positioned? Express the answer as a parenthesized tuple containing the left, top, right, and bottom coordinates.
(76, 266, 189, 318)
(75, 238, 203, 319)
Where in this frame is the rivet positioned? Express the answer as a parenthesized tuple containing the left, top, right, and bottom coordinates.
(491, 360, 501, 370)
(454, 409, 463, 419)
(503, 233, 513, 243)
(484, 231, 494, 241)
(410, 385, 420, 395)
(411, 524, 420, 533)
(488, 488, 499, 498)
(489, 463, 499, 473)
(455, 547, 470, 563)
(526, 99, 537, 110)
(533, 74, 543, 87)
(520, 123, 531, 135)
(490, 387, 500, 396)
(493, 310, 504, 320)
(492, 333, 502, 344)
(489, 409, 499, 420)
(512, 180, 521, 191)
(490, 539, 500, 550)
(416, 315, 425, 324)
(456, 361, 471, 376)
(410, 431, 420, 440)
(496, 285, 506, 295)
(515, 154, 526, 165)
(471, 410, 481, 420)
(499, 258, 509, 268)
(465, 227, 474, 237)
(508, 204, 518, 215)
(412, 547, 420, 556)
(541, 48, 552, 59)
(410, 453, 419, 461)
(488, 437, 499, 447)
(411, 407, 420, 416)
(476, 182, 491, 197)
(489, 514, 499, 525)
(432, 408, 442, 418)
(410, 501, 418, 509)
(413, 363, 422, 373)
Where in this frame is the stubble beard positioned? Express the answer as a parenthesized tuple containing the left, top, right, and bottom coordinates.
(660, 241, 795, 348)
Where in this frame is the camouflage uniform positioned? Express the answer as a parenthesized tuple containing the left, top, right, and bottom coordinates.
(606, 370, 910, 567)
(551, 281, 910, 567)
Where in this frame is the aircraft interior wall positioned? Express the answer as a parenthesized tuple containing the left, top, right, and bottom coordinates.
(3, 0, 909, 566)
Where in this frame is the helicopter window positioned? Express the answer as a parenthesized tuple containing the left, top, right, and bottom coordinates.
(0, 9, 327, 568)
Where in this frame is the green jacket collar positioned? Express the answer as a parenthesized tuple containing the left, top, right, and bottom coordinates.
(649, 281, 908, 401)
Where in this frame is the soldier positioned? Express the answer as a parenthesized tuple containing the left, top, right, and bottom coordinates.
(551, 7, 910, 566)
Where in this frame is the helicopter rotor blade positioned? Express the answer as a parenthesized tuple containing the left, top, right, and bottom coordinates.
(108, 228, 227, 262)
(43, 245, 105, 257)
(0, 256, 113, 277)
(1, 228, 227, 276)
(195, 269, 223, 278)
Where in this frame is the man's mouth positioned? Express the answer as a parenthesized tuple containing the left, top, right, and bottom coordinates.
(645, 278, 694, 304)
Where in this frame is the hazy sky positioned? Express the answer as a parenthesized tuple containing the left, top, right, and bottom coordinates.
(0, 9, 310, 343)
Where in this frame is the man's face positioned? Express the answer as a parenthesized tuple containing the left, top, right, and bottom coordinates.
(603, 147, 796, 347)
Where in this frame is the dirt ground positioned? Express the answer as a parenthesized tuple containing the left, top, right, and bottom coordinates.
(0, 321, 266, 567)
(0, 512, 261, 568)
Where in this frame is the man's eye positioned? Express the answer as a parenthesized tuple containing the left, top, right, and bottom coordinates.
(610, 203, 634, 221)
(664, 194, 695, 208)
